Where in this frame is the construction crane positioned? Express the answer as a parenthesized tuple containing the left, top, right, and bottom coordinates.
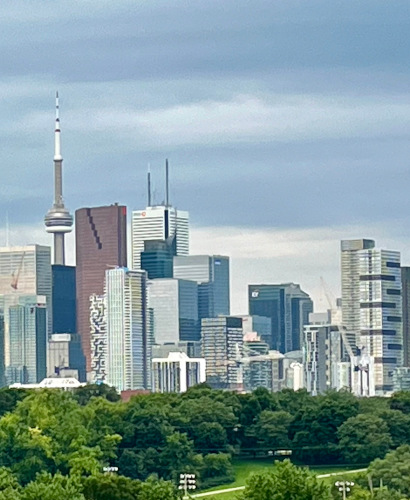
(11, 252, 25, 290)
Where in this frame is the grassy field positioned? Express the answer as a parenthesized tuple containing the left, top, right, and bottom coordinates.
(198, 459, 366, 499)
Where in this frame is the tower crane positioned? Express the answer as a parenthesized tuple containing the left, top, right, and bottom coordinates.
(11, 252, 25, 290)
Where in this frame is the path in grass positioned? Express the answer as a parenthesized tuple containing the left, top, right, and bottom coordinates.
(194, 459, 366, 499)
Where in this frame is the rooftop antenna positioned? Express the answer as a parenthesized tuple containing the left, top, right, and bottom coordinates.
(147, 163, 152, 207)
(165, 158, 169, 207)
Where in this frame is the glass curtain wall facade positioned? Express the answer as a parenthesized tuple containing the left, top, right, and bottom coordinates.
(52, 265, 76, 334)
(401, 267, 410, 367)
(148, 278, 199, 344)
(0, 245, 51, 367)
(8, 296, 47, 384)
(173, 255, 230, 320)
(248, 283, 313, 352)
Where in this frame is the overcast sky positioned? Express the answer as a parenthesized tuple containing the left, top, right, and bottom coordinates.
(1, 0, 410, 313)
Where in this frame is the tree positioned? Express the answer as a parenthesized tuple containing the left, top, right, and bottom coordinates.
(368, 444, 410, 496)
(378, 409, 410, 448)
(73, 384, 121, 406)
(22, 472, 84, 500)
(192, 422, 228, 453)
(390, 391, 410, 415)
(0, 467, 21, 500)
(239, 460, 332, 500)
(82, 474, 178, 500)
(337, 415, 392, 464)
(252, 410, 292, 452)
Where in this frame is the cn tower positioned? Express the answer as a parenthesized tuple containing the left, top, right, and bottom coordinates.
(44, 92, 73, 265)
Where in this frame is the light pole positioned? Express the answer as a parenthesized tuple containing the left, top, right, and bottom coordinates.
(335, 481, 354, 500)
(178, 473, 196, 499)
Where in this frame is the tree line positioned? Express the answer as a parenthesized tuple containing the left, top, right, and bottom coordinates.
(0, 384, 410, 497)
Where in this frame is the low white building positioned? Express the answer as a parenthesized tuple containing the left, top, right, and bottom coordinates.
(152, 351, 206, 393)
(10, 377, 85, 391)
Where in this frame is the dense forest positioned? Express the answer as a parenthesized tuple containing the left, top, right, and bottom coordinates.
(0, 384, 410, 498)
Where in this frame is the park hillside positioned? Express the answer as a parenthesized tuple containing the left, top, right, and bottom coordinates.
(0, 385, 410, 498)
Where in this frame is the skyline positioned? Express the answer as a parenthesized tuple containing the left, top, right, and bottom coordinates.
(1, 0, 410, 312)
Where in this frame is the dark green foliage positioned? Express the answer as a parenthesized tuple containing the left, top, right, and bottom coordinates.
(239, 460, 332, 500)
(0, 389, 30, 418)
(73, 384, 121, 405)
(337, 414, 392, 464)
(390, 391, 410, 414)
(0, 386, 409, 495)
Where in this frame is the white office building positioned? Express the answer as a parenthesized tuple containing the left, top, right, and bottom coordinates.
(105, 268, 152, 391)
(152, 351, 206, 393)
(131, 206, 189, 270)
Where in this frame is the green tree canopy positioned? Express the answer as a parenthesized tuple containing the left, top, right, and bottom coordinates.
(239, 460, 332, 500)
(337, 414, 392, 464)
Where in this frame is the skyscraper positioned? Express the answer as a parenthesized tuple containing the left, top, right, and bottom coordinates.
(248, 283, 313, 352)
(0, 245, 52, 365)
(52, 265, 76, 334)
(44, 93, 73, 266)
(173, 255, 230, 320)
(7, 295, 47, 384)
(148, 278, 199, 344)
(131, 206, 189, 270)
(90, 294, 106, 384)
(359, 248, 403, 394)
(75, 204, 127, 372)
(105, 268, 151, 391)
(401, 267, 410, 367)
(341, 239, 375, 348)
(201, 316, 243, 390)
(141, 240, 174, 279)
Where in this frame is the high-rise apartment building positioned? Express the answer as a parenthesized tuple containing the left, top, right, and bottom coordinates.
(148, 278, 199, 344)
(131, 206, 189, 270)
(90, 294, 106, 384)
(248, 283, 313, 352)
(7, 296, 47, 384)
(105, 268, 151, 391)
(401, 267, 410, 367)
(359, 248, 403, 395)
(303, 323, 349, 395)
(75, 204, 127, 372)
(341, 239, 375, 348)
(173, 255, 230, 320)
(0, 245, 52, 366)
(201, 316, 243, 390)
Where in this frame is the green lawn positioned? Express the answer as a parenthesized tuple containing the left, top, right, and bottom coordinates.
(198, 459, 366, 499)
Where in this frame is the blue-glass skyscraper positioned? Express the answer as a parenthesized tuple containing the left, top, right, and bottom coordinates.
(52, 265, 76, 334)
(248, 283, 313, 353)
(173, 255, 230, 321)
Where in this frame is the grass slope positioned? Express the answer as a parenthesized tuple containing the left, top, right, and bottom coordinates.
(200, 458, 365, 499)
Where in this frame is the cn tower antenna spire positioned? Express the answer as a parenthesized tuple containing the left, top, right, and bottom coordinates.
(44, 92, 73, 265)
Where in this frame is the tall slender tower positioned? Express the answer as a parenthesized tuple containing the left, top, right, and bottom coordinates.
(44, 92, 73, 265)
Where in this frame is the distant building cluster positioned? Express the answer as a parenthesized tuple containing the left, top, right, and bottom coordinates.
(2, 97, 410, 398)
